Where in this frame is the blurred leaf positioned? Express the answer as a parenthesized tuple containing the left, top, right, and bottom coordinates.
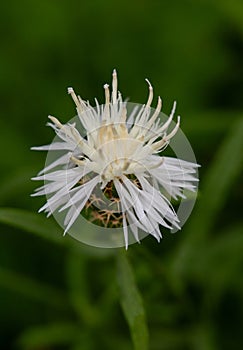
(0, 207, 115, 258)
(0, 0, 243, 347)
(0, 167, 34, 202)
(65, 251, 100, 326)
(117, 252, 149, 350)
(0, 207, 65, 246)
(190, 225, 243, 298)
(182, 110, 239, 134)
(188, 116, 243, 237)
(17, 322, 79, 349)
(99, 334, 133, 350)
(150, 326, 217, 350)
(70, 333, 96, 350)
(149, 329, 189, 350)
(171, 117, 243, 278)
(209, 0, 243, 38)
(0, 266, 69, 310)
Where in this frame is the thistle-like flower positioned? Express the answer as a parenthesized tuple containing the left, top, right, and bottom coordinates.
(32, 70, 199, 248)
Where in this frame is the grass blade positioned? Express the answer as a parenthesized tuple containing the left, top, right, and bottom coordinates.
(171, 117, 243, 278)
(0, 207, 65, 245)
(0, 207, 115, 257)
(117, 252, 149, 350)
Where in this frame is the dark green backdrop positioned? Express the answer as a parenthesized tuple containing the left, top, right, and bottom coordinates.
(0, 1, 243, 349)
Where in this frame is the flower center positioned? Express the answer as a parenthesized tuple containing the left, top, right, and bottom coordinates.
(80, 175, 141, 228)
(95, 123, 144, 183)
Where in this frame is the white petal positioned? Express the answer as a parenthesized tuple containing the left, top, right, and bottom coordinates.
(31, 142, 74, 151)
(122, 213, 129, 250)
(63, 175, 99, 233)
(37, 153, 72, 175)
(60, 175, 99, 211)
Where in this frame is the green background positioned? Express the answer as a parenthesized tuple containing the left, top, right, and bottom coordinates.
(0, 0, 243, 349)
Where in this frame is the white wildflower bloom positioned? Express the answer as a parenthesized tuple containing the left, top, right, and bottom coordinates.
(32, 70, 199, 249)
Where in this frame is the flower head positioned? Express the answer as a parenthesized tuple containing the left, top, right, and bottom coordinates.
(32, 70, 199, 248)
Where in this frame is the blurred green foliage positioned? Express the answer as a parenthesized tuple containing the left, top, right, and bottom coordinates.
(0, 0, 243, 349)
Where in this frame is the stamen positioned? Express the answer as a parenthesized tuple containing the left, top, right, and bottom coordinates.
(94, 98, 101, 116)
(104, 84, 110, 106)
(118, 91, 122, 101)
(70, 155, 85, 166)
(152, 115, 180, 151)
(103, 84, 110, 120)
(145, 78, 153, 108)
(70, 124, 83, 144)
(67, 87, 80, 108)
(164, 116, 180, 141)
(159, 101, 177, 133)
(77, 95, 87, 109)
(112, 69, 117, 104)
(146, 96, 162, 129)
(48, 115, 63, 129)
(120, 106, 127, 123)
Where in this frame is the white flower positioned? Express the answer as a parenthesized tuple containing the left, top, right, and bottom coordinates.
(32, 70, 199, 249)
